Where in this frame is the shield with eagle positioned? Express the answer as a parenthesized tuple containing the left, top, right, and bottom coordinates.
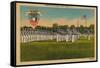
(26, 9, 40, 27)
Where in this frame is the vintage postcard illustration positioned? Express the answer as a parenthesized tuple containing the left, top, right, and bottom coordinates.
(11, 1, 97, 66)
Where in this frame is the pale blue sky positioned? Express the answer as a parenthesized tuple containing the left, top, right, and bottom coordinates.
(20, 5, 95, 20)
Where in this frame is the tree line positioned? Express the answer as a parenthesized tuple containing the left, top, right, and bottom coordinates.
(21, 24, 94, 34)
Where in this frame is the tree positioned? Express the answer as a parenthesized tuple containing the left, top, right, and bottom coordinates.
(35, 26, 41, 29)
(21, 26, 33, 31)
(58, 25, 68, 31)
(89, 24, 94, 34)
(70, 25, 75, 29)
(53, 23, 58, 32)
(79, 25, 84, 34)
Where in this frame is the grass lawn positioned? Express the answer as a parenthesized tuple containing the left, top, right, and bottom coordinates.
(20, 37, 95, 62)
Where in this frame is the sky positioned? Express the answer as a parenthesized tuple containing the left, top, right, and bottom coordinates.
(20, 5, 96, 27)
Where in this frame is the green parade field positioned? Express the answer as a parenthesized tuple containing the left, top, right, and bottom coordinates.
(20, 37, 95, 62)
